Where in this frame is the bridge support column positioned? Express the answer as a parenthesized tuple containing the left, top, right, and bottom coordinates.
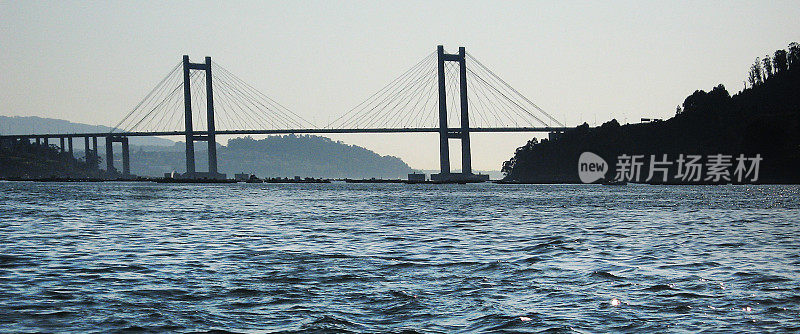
(432, 45, 477, 182)
(458, 47, 472, 175)
(121, 137, 130, 177)
(105, 136, 114, 174)
(104, 136, 130, 177)
(181, 55, 224, 179)
(60, 137, 65, 153)
(437, 45, 451, 175)
(92, 137, 98, 165)
(68, 137, 73, 156)
(183, 55, 196, 177)
(36, 138, 41, 146)
(205, 57, 218, 175)
(84, 137, 90, 162)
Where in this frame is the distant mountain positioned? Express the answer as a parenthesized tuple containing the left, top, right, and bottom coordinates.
(128, 135, 415, 179)
(0, 116, 174, 146)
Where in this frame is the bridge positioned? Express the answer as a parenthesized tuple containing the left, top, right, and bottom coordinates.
(0, 46, 571, 182)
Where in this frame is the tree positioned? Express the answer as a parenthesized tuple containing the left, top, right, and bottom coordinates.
(755, 58, 764, 84)
(789, 42, 800, 70)
(762, 55, 773, 79)
(773, 49, 788, 73)
(748, 63, 759, 87)
(675, 105, 683, 115)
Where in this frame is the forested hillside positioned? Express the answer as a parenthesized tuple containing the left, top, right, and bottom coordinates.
(503, 43, 800, 184)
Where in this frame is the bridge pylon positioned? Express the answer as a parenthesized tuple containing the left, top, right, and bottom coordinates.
(432, 45, 484, 182)
(182, 55, 224, 179)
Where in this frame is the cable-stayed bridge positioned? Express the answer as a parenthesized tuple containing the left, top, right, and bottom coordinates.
(0, 46, 572, 181)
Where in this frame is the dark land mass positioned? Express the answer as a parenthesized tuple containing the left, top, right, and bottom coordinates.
(0, 140, 103, 179)
(503, 43, 800, 184)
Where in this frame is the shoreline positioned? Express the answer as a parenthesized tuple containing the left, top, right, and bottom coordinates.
(1, 177, 796, 185)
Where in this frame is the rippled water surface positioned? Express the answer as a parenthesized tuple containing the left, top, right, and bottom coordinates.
(1, 182, 799, 333)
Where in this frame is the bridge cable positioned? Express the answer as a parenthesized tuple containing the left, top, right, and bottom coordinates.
(125, 67, 186, 132)
(389, 66, 438, 128)
(467, 53, 564, 127)
(112, 61, 182, 133)
(370, 63, 436, 128)
(213, 62, 312, 128)
(213, 68, 291, 130)
(212, 69, 279, 130)
(124, 69, 189, 133)
(343, 53, 433, 129)
(213, 71, 278, 130)
(467, 53, 548, 126)
(212, 62, 316, 129)
(468, 64, 532, 127)
(343, 55, 430, 128)
(332, 53, 432, 128)
(216, 64, 304, 130)
(467, 66, 545, 127)
(217, 67, 305, 129)
(327, 52, 434, 129)
(468, 67, 526, 127)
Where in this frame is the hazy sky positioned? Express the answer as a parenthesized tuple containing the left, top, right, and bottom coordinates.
(2, 1, 799, 170)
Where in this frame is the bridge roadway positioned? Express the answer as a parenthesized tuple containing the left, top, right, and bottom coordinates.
(0, 127, 572, 139)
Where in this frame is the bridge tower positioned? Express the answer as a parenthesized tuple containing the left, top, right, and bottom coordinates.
(182, 55, 223, 179)
(432, 45, 479, 182)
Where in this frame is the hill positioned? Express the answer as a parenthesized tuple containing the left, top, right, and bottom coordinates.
(503, 42, 800, 184)
(128, 135, 414, 179)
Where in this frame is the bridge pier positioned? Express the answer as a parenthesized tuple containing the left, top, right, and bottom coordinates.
(437, 46, 451, 175)
(121, 137, 130, 177)
(458, 46, 472, 175)
(183, 55, 196, 176)
(92, 136, 98, 166)
(60, 137, 65, 153)
(105, 136, 114, 173)
(67, 137, 73, 156)
(105, 135, 131, 177)
(181, 55, 224, 179)
(82, 136, 99, 167)
(432, 45, 480, 182)
(84, 136, 91, 162)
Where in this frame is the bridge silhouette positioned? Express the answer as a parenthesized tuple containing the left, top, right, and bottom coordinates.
(1, 46, 571, 181)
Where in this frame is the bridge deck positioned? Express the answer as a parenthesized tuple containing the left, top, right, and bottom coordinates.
(0, 127, 572, 139)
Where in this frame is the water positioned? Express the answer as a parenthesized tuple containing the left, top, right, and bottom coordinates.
(0, 182, 798, 333)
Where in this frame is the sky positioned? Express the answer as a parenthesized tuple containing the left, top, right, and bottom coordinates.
(2, 1, 799, 170)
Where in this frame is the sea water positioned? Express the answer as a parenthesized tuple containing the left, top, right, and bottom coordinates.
(0, 182, 798, 332)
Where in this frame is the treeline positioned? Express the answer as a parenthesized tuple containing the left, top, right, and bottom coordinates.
(0, 140, 102, 179)
(503, 42, 800, 184)
(746, 42, 800, 88)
